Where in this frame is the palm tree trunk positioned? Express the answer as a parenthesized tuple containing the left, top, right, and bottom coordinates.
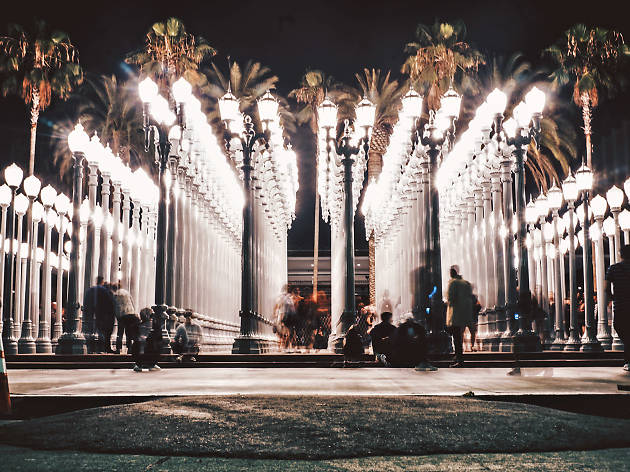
(367, 150, 383, 307)
(28, 92, 40, 175)
(313, 159, 319, 302)
(581, 92, 592, 167)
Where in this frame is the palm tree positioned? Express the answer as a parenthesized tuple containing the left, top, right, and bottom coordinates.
(545, 24, 629, 167)
(402, 19, 484, 111)
(290, 69, 356, 301)
(52, 74, 146, 180)
(126, 17, 216, 89)
(0, 20, 83, 175)
(354, 69, 405, 305)
(475, 53, 577, 191)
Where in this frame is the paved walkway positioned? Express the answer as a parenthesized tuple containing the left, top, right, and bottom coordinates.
(8, 366, 630, 396)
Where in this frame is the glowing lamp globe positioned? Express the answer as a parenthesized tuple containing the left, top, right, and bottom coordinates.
(168, 125, 182, 141)
(590, 194, 608, 219)
(257, 90, 279, 122)
(401, 87, 423, 118)
(86, 133, 104, 166)
(218, 90, 240, 122)
(606, 185, 624, 211)
(105, 214, 114, 235)
(99, 144, 115, 176)
(440, 87, 462, 119)
(138, 77, 158, 103)
(562, 174, 578, 202)
(4, 163, 24, 188)
(618, 209, 630, 231)
(47, 209, 56, 227)
(172, 77, 192, 104)
(603, 216, 616, 237)
(543, 222, 554, 243)
(14, 193, 29, 215)
(526, 200, 538, 225)
(547, 182, 563, 211)
(576, 230, 584, 248)
(355, 96, 376, 129)
(79, 198, 91, 224)
(22, 175, 41, 198)
(54, 193, 70, 214)
(487, 88, 507, 116)
(575, 164, 593, 192)
(513, 101, 532, 129)
(624, 177, 630, 201)
(535, 194, 549, 219)
(32, 201, 44, 222)
(0, 184, 11, 206)
(502, 118, 517, 140)
(576, 202, 593, 224)
(40, 185, 57, 207)
(525, 86, 546, 114)
(67, 123, 90, 154)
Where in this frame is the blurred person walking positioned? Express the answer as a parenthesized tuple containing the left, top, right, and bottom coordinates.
(446, 265, 474, 367)
(113, 283, 139, 354)
(83, 276, 115, 353)
(606, 244, 630, 372)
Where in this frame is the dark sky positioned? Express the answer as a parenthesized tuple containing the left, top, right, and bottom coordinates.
(1, 0, 630, 252)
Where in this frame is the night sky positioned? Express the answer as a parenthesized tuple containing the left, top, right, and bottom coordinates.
(1, 0, 629, 252)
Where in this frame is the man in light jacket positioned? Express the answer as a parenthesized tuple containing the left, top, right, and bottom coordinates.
(113, 283, 139, 354)
(446, 265, 473, 367)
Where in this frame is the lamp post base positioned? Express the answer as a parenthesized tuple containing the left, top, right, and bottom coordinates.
(580, 332, 603, 352)
(232, 335, 265, 354)
(152, 304, 172, 355)
(550, 337, 566, 350)
(17, 338, 36, 354)
(597, 332, 612, 351)
(512, 330, 542, 353)
(35, 338, 53, 353)
(563, 332, 582, 351)
(55, 333, 87, 354)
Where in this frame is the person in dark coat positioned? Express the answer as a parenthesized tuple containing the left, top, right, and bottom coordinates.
(343, 324, 364, 362)
(389, 315, 437, 371)
(370, 312, 396, 364)
(83, 276, 116, 353)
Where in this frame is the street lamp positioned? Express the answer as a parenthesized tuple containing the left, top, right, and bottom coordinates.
(139, 76, 193, 357)
(548, 181, 565, 349)
(2, 163, 24, 354)
(606, 185, 624, 263)
(574, 163, 601, 351)
(57, 123, 89, 354)
(501, 87, 545, 352)
(562, 174, 579, 351)
(219, 88, 281, 354)
(590, 193, 612, 349)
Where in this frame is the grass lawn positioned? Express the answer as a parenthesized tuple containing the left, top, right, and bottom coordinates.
(1, 396, 630, 460)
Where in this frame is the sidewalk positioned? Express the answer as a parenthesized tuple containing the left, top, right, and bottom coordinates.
(8, 366, 630, 396)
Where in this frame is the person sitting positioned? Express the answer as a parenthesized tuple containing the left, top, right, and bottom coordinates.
(370, 312, 396, 365)
(171, 310, 202, 362)
(132, 308, 160, 372)
(389, 314, 437, 371)
(343, 324, 364, 363)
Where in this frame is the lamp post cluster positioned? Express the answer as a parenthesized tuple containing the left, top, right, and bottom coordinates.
(526, 172, 630, 352)
(316, 96, 375, 351)
(54, 124, 159, 353)
(438, 87, 545, 352)
(139, 77, 250, 352)
(217, 88, 298, 354)
(1, 164, 72, 354)
(362, 86, 461, 347)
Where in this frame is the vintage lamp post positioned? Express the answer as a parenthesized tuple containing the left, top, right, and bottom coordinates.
(574, 163, 601, 351)
(219, 88, 279, 353)
(590, 194, 612, 349)
(57, 124, 90, 354)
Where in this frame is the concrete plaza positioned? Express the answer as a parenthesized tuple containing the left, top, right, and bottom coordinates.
(8, 366, 630, 397)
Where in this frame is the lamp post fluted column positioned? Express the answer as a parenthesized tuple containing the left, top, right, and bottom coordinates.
(511, 145, 539, 351)
(36, 204, 54, 353)
(57, 147, 87, 354)
(18, 193, 37, 354)
(593, 214, 612, 348)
